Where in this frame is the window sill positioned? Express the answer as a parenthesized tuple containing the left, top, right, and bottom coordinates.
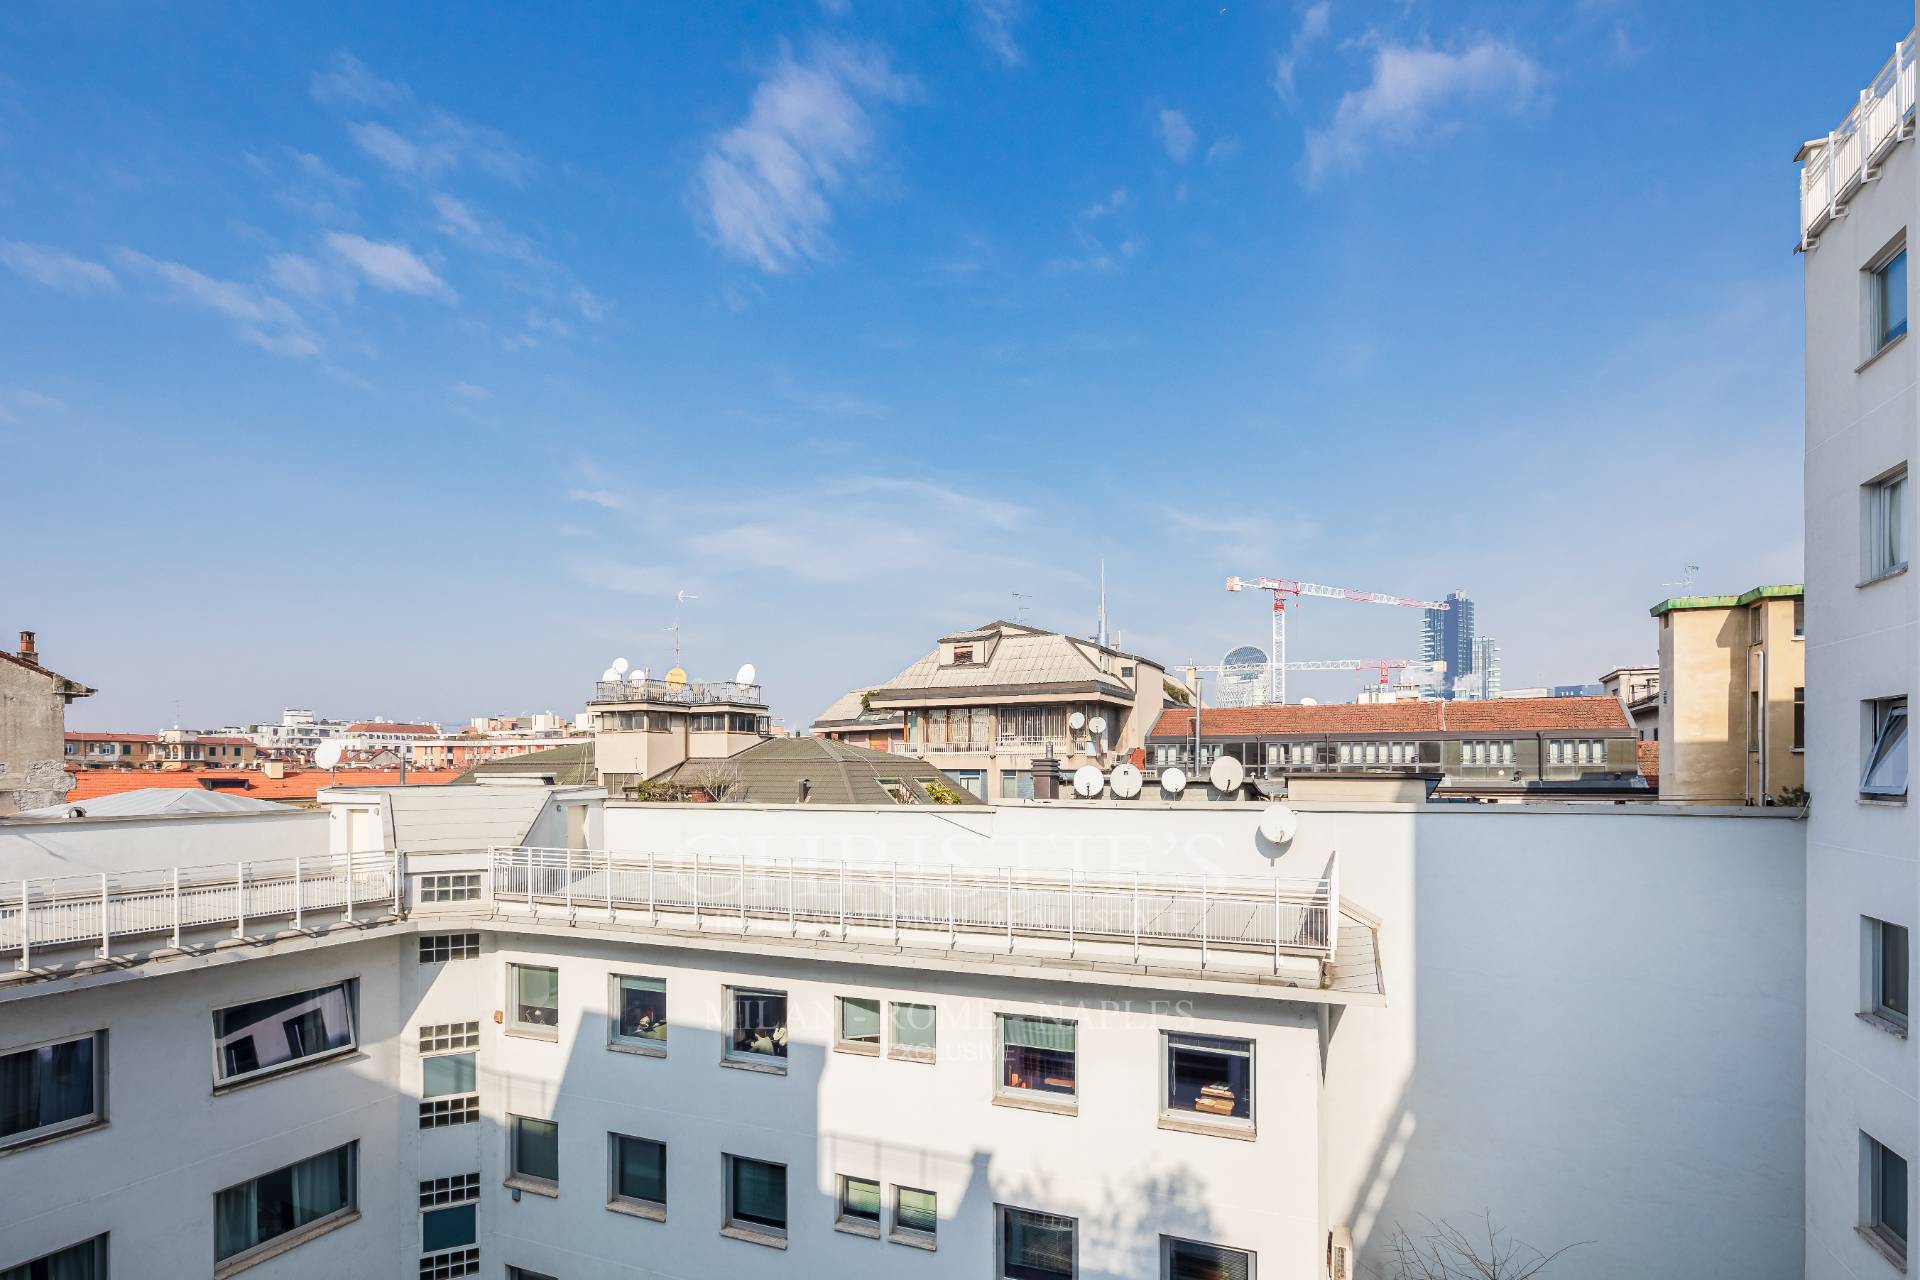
(992, 1093, 1078, 1118)
(213, 1048, 366, 1095)
(719, 1057, 788, 1076)
(888, 1049, 937, 1065)
(505, 1176, 560, 1199)
(607, 1040, 667, 1059)
(1857, 564, 1910, 589)
(1859, 1010, 1911, 1040)
(835, 1218, 882, 1239)
(1158, 1114, 1258, 1142)
(607, 1198, 667, 1223)
(214, 1209, 361, 1279)
(1857, 330, 1908, 374)
(0, 1117, 106, 1158)
(1860, 794, 1910, 807)
(1858, 1223, 1908, 1272)
(890, 1228, 939, 1251)
(834, 1041, 882, 1057)
(721, 1223, 788, 1250)
(505, 1025, 559, 1043)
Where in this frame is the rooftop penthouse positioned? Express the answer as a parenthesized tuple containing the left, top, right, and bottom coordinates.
(1798, 30, 1916, 248)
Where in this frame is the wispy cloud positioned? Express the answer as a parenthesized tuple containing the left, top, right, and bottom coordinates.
(1048, 187, 1142, 274)
(1273, 2, 1332, 106)
(565, 557, 677, 595)
(567, 487, 626, 510)
(0, 241, 118, 293)
(694, 40, 917, 274)
(1155, 108, 1196, 163)
(1303, 36, 1542, 185)
(324, 232, 452, 299)
(310, 51, 409, 112)
(969, 0, 1026, 67)
(265, 251, 340, 301)
(452, 381, 492, 401)
(313, 52, 531, 187)
(781, 384, 890, 419)
(113, 248, 319, 357)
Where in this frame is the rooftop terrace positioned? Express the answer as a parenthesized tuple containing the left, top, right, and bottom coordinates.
(1799, 30, 1916, 247)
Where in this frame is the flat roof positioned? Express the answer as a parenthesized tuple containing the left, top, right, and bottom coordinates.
(1649, 584, 1803, 617)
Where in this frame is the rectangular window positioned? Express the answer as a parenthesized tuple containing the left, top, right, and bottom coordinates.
(1, 1236, 107, 1280)
(999, 1205, 1076, 1280)
(998, 1015, 1076, 1103)
(1876, 248, 1909, 351)
(422, 1052, 477, 1099)
(1163, 1033, 1253, 1127)
(419, 1022, 480, 1053)
(1866, 469, 1910, 580)
(0, 1032, 103, 1151)
(213, 982, 356, 1086)
(421, 1203, 477, 1255)
(509, 965, 559, 1033)
(1866, 1133, 1909, 1262)
(609, 1134, 666, 1214)
(838, 1175, 881, 1232)
(1546, 739, 1605, 767)
(506, 1270, 557, 1280)
(418, 873, 482, 903)
(890, 1002, 937, 1061)
(420, 1095, 478, 1129)
(419, 1174, 480, 1208)
(419, 933, 481, 963)
(214, 1142, 356, 1266)
(509, 1116, 560, 1191)
(892, 1186, 937, 1245)
(1863, 698, 1910, 797)
(837, 996, 882, 1053)
(610, 976, 667, 1049)
(953, 645, 974, 665)
(726, 988, 789, 1065)
(419, 1248, 479, 1279)
(724, 1154, 787, 1241)
(1163, 1235, 1255, 1279)
(1794, 688, 1806, 751)
(1871, 918, 1911, 1029)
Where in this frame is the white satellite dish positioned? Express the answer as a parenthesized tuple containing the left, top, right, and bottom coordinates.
(1209, 756, 1245, 793)
(1072, 765, 1104, 798)
(630, 667, 649, 683)
(1088, 715, 1108, 736)
(600, 667, 621, 683)
(611, 657, 630, 676)
(1299, 697, 1318, 706)
(1259, 804, 1300, 845)
(735, 662, 757, 686)
(1110, 762, 1142, 798)
(1068, 711, 1087, 731)
(314, 741, 345, 770)
(1161, 766, 1187, 795)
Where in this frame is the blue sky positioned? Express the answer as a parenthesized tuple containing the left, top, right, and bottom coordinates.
(1, 2, 1885, 731)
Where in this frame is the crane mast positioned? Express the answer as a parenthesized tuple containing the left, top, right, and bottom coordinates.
(1225, 576, 1450, 704)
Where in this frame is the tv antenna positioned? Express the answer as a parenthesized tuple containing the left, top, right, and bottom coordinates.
(1663, 564, 1701, 593)
(1011, 591, 1032, 622)
(666, 590, 698, 665)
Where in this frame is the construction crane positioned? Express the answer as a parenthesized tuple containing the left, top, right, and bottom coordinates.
(1225, 576, 1451, 705)
(1187, 658, 1415, 706)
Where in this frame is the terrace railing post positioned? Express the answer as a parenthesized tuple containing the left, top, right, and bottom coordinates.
(692, 854, 701, 929)
(172, 866, 183, 950)
(1273, 876, 1282, 974)
(891, 863, 899, 945)
(1004, 866, 1013, 953)
(98, 873, 110, 960)
(343, 853, 354, 926)
(947, 864, 956, 949)
(565, 846, 575, 923)
(788, 859, 797, 937)
(293, 856, 303, 932)
(1200, 873, 1208, 969)
(235, 862, 247, 939)
(1326, 851, 1340, 960)
(17, 880, 29, 971)
(838, 861, 847, 939)
(740, 854, 748, 934)
(392, 850, 404, 916)
(1132, 871, 1141, 963)
(1067, 869, 1076, 957)
(606, 850, 615, 922)
(647, 852, 656, 926)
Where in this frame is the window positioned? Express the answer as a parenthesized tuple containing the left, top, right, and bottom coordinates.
(1869, 919, 1911, 1030)
(953, 644, 975, 665)
(1863, 698, 1910, 798)
(421, 1202, 477, 1261)
(999, 1206, 1075, 1280)
(420, 1249, 479, 1280)
(1794, 688, 1806, 752)
(836, 996, 882, 1053)
(418, 873, 482, 903)
(0, 1032, 103, 1151)
(998, 1015, 1076, 1103)
(1163, 1033, 1253, 1128)
(1163, 1236, 1255, 1280)
(509, 965, 559, 1034)
(419, 1174, 480, 1208)
(609, 1134, 666, 1216)
(505, 1271, 558, 1280)
(419, 1021, 480, 1053)
(724, 1155, 787, 1243)
(509, 1116, 560, 1192)
(214, 1142, 356, 1267)
(1546, 738, 1606, 768)
(890, 1002, 937, 1061)
(610, 976, 667, 1050)
(725, 988, 789, 1065)
(1866, 469, 1910, 580)
(892, 1186, 937, 1246)
(1866, 1133, 1909, 1263)
(1, 1236, 107, 1280)
(1794, 597, 1805, 639)
(213, 982, 355, 1086)
(1459, 740, 1514, 768)
(837, 1176, 881, 1234)
(1875, 248, 1909, 351)
(419, 933, 481, 963)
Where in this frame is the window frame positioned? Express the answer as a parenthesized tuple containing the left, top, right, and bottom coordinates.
(212, 1141, 358, 1275)
(1873, 244, 1910, 354)
(890, 1184, 938, 1249)
(0, 1029, 107, 1152)
(1161, 1234, 1256, 1280)
(1869, 918, 1911, 1031)
(1, 1235, 109, 1279)
(996, 1204, 1077, 1280)
(995, 1013, 1078, 1110)
(889, 1001, 938, 1063)
(722, 1153, 789, 1247)
(607, 1132, 668, 1221)
(835, 1174, 883, 1238)
(723, 986, 790, 1071)
(835, 995, 883, 1056)
(507, 1115, 560, 1196)
(1864, 466, 1910, 583)
(1160, 1031, 1255, 1134)
(608, 974, 668, 1056)
(210, 979, 358, 1089)
(1862, 697, 1910, 799)
(1865, 1131, 1910, 1264)
(507, 963, 560, 1039)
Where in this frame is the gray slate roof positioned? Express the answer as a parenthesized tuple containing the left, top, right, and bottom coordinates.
(16, 788, 291, 818)
(865, 620, 1146, 704)
(654, 737, 984, 805)
(384, 786, 554, 852)
(455, 741, 597, 786)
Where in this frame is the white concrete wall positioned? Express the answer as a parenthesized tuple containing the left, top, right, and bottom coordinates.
(0, 809, 327, 879)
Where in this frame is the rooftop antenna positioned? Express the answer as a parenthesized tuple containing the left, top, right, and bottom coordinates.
(1663, 563, 1701, 594)
(1097, 560, 1107, 649)
(1011, 591, 1032, 622)
(666, 589, 698, 666)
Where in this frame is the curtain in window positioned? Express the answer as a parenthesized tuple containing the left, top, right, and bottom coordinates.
(896, 1188, 937, 1234)
(290, 1146, 350, 1229)
(1002, 1017, 1074, 1051)
(730, 1159, 786, 1228)
(0, 1237, 101, 1280)
(1003, 1209, 1075, 1280)
(0, 1038, 94, 1139)
(214, 1179, 261, 1261)
(616, 1138, 666, 1203)
(1168, 1239, 1252, 1280)
(841, 1178, 881, 1220)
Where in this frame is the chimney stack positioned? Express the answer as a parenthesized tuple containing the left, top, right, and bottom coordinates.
(17, 630, 36, 663)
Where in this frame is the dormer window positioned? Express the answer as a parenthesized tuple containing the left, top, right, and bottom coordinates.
(953, 645, 975, 666)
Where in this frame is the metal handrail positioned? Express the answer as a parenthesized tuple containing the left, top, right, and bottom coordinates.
(1801, 31, 1917, 242)
(590, 679, 763, 706)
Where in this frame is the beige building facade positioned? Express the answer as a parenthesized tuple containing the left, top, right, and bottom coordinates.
(1652, 585, 1805, 805)
(589, 672, 771, 795)
(0, 631, 94, 815)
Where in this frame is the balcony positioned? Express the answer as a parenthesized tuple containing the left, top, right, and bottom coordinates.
(591, 678, 764, 706)
(1800, 31, 1916, 246)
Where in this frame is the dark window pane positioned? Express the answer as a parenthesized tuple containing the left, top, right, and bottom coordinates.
(1168, 1238, 1253, 1280)
(513, 1117, 559, 1183)
(616, 1137, 666, 1204)
(1886, 926, 1910, 1018)
(214, 985, 353, 1081)
(1002, 1208, 1074, 1280)
(0, 1236, 102, 1280)
(730, 991, 788, 1059)
(1886, 1146, 1910, 1245)
(1166, 1037, 1252, 1121)
(0, 1037, 96, 1140)
(617, 978, 667, 1041)
(422, 1204, 477, 1253)
(841, 1177, 880, 1222)
(730, 1157, 786, 1229)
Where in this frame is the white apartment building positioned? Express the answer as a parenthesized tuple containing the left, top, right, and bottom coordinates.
(0, 781, 1803, 1279)
(1799, 14, 1920, 1277)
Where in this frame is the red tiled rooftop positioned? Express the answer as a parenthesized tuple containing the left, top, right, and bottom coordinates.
(343, 722, 439, 735)
(65, 731, 159, 743)
(64, 767, 461, 804)
(1636, 740, 1660, 781)
(1150, 696, 1631, 739)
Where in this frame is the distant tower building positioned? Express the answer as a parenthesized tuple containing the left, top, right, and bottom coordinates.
(1421, 591, 1477, 699)
(1473, 635, 1502, 701)
(1215, 645, 1269, 708)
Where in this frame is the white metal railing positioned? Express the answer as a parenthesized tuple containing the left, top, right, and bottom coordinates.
(490, 846, 1336, 968)
(1801, 31, 1917, 243)
(3, 851, 399, 969)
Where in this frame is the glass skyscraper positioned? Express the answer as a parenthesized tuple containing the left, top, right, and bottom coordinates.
(1421, 591, 1476, 699)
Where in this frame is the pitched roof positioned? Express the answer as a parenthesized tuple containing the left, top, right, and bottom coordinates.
(810, 688, 906, 730)
(343, 721, 440, 735)
(1636, 740, 1659, 782)
(0, 648, 95, 698)
(455, 741, 598, 786)
(17, 788, 291, 818)
(655, 736, 984, 805)
(867, 621, 1145, 703)
(1150, 696, 1631, 739)
(64, 767, 461, 804)
(65, 731, 158, 743)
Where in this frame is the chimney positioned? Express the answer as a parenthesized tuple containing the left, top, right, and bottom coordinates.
(17, 630, 36, 664)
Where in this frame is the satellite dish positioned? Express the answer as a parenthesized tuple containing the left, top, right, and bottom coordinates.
(628, 669, 648, 686)
(1299, 697, 1318, 706)
(1259, 804, 1300, 845)
(611, 657, 630, 676)
(735, 662, 757, 686)
(1160, 767, 1187, 795)
(1110, 762, 1142, 798)
(1209, 756, 1245, 793)
(1072, 765, 1104, 798)
(1068, 711, 1087, 731)
(665, 666, 688, 690)
(1088, 715, 1108, 736)
(600, 667, 622, 683)
(315, 741, 344, 770)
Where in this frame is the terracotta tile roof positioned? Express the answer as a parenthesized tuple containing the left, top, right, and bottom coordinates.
(1636, 740, 1659, 781)
(65, 731, 159, 743)
(1150, 696, 1631, 739)
(64, 767, 460, 804)
(343, 722, 440, 735)
(196, 736, 255, 746)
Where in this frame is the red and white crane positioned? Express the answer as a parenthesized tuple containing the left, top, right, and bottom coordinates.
(1225, 576, 1451, 704)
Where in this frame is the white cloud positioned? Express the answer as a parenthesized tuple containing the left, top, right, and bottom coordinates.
(0, 242, 118, 293)
(1155, 108, 1197, 163)
(1303, 37, 1542, 185)
(1050, 188, 1141, 273)
(113, 248, 319, 357)
(318, 52, 531, 187)
(969, 0, 1025, 67)
(310, 51, 409, 111)
(324, 232, 452, 298)
(452, 381, 492, 401)
(1273, 2, 1332, 106)
(348, 122, 421, 175)
(1205, 136, 1241, 164)
(1084, 187, 1129, 219)
(265, 251, 338, 300)
(567, 487, 625, 510)
(565, 558, 676, 595)
(694, 41, 917, 273)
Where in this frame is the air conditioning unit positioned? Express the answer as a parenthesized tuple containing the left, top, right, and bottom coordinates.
(1327, 1226, 1355, 1280)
